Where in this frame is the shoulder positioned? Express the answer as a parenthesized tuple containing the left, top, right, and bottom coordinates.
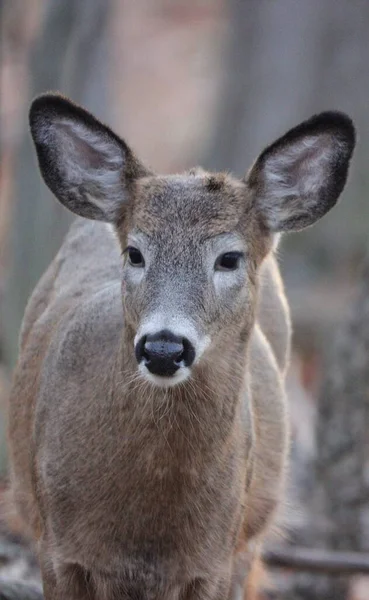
(51, 283, 123, 378)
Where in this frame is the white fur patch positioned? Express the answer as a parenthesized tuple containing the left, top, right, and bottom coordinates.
(138, 363, 190, 388)
(272, 233, 281, 251)
(105, 223, 118, 237)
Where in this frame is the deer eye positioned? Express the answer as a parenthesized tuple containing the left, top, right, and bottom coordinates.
(126, 247, 145, 268)
(215, 252, 243, 272)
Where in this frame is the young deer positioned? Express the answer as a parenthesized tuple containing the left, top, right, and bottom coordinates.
(7, 94, 355, 600)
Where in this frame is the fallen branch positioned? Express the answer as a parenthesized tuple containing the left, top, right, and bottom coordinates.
(263, 546, 369, 575)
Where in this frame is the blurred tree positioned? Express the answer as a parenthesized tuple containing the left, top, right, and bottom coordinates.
(2, 0, 111, 369)
(0, 0, 111, 473)
(282, 254, 369, 599)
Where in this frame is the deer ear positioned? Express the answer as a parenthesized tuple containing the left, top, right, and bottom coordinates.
(29, 93, 150, 222)
(246, 112, 356, 232)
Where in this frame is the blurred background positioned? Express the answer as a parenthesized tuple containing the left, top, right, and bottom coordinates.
(0, 1, 369, 598)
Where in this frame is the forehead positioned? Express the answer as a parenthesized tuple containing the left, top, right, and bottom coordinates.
(131, 172, 250, 238)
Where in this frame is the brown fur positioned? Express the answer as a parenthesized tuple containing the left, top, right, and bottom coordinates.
(7, 94, 355, 599)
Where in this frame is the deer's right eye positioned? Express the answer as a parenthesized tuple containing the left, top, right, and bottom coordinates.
(215, 251, 243, 272)
(126, 247, 145, 268)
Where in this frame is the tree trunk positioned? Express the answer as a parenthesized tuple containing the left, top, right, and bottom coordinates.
(0, 0, 111, 474)
(2, 0, 111, 370)
(279, 254, 369, 600)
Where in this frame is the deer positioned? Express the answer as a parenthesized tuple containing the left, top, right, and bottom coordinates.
(5, 93, 355, 600)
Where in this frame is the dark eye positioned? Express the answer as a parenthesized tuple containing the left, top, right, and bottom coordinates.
(215, 252, 243, 271)
(126, 247, 145, 267)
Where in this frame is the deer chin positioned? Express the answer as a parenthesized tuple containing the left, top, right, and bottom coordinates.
(138, 363, 191, 388)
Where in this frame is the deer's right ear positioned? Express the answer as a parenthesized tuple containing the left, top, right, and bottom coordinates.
(29, 93, 150, 222)
(246, 111, 356, 232)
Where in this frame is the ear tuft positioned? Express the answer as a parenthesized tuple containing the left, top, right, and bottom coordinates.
(247, 111, 356, 232)
(29, 93, 149, 222)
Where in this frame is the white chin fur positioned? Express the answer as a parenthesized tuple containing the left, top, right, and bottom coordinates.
(138, 363, 190, 388)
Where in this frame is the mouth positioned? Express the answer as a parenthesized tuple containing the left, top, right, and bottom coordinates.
(138, 362, 191, 388)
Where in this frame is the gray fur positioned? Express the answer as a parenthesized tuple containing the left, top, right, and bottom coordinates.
(7, 94, 355, 599)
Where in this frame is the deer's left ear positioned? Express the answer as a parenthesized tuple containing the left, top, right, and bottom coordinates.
(246, 111, 356, 232)
(29, 93, 151, 223)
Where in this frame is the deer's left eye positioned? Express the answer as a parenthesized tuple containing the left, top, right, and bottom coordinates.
(125, 247, 145, 268)
(215, 252, 243, 271)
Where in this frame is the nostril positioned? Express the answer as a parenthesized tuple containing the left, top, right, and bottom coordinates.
(182, 337, 195, 367)
(135, 335, 147, 364)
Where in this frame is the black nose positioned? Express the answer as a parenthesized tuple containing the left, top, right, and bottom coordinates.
(135, 330, 195, 377)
